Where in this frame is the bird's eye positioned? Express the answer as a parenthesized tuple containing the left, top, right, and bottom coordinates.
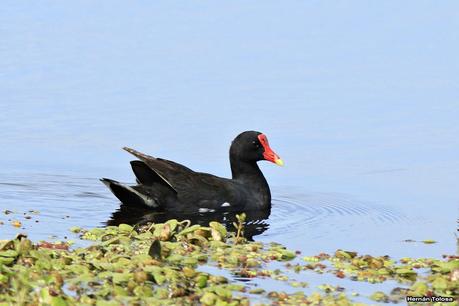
(252, 141, 260, 149)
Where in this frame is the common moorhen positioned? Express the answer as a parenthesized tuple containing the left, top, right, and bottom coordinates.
(101, 131, 283, 212)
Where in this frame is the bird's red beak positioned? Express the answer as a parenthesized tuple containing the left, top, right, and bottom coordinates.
(258, 134, 284, 166)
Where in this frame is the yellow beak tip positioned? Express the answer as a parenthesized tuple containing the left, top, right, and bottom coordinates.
(275, 159, 284, 166)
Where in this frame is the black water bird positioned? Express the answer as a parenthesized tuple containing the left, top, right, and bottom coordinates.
(101, 131, 283, 213)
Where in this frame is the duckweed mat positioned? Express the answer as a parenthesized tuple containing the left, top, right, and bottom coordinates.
(0, 217, 457, 305)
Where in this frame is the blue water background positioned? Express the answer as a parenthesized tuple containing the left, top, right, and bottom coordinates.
(1, 1, 458, 263)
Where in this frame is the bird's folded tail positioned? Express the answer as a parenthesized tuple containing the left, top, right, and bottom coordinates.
(129, 160, 174, 192)
(123, 147, 177, 193)
(100, 178, 158, 208)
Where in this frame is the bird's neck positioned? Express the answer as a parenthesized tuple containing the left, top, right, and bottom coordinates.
(230, 157, 271, 203)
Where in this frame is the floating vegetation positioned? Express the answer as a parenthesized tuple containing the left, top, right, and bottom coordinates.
(0, 217, 457, 305)
(403, 239, 438, 244)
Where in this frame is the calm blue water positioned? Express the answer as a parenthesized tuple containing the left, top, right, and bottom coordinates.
(1, 0, 458, 286)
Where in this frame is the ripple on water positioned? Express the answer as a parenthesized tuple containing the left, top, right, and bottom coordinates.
(267, 192, 405, 240)
(1, 172, 407, 248)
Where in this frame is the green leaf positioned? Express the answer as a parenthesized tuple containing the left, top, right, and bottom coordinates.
(335, 250, 357, 259)
(249, 288, 265, 294)
(210, 222, 227, 237)
(410, 282, 428, 296)
(215, 286, 232, 298)
(196, 274, 208, 288)
(69, 226, 81, 233)
(280, 250, 296, 260)
(96, 301, 119, 306)
(118, 224, 133, 233)
(395, 268, 416, 275)
(112, 272, 131, 284)
(432, 276, 448, 291)
(177, 224, 201, 236)
(200, 292, 218, 305)
(51, 297, 67, 306)
(0, 250, 18, 258)
(152, 271, 166, 285)
(370, 291, 388, 302)
(165, 219, 179, 232)
(0, 257, 15, 265)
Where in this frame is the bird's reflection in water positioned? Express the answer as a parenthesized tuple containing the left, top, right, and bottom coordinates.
(106, 204, 271, 240)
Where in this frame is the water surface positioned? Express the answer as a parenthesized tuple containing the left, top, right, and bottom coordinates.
(1, 1, 458, 300)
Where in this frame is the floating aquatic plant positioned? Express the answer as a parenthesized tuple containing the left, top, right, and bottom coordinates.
(0, 218, 457, 305)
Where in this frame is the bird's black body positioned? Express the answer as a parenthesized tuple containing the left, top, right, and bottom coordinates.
(101, 131, 282, 212)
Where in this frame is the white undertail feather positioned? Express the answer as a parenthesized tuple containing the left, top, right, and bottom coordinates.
(198, 208, 216, 213)
(102, 179, 158, 208)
